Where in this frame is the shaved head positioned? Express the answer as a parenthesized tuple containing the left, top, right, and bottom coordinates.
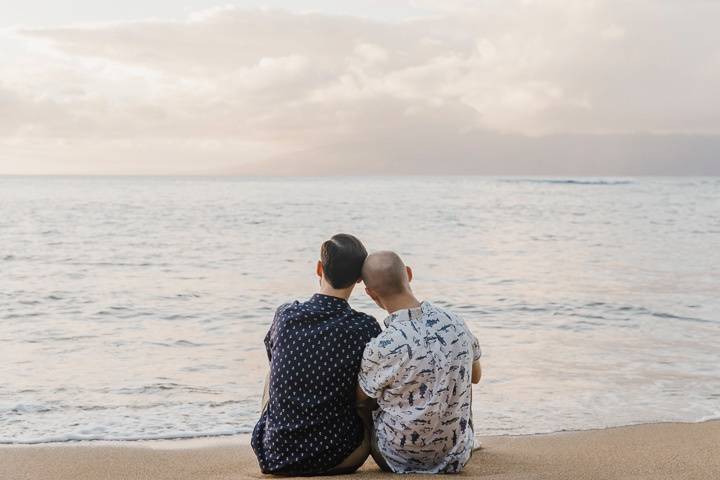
(362, 251, 410, 297)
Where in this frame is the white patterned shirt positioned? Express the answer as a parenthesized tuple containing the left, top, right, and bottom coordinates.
(359, 301, 481, 474)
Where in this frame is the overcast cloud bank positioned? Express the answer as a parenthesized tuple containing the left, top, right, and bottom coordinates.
(1, 1, 719, 174)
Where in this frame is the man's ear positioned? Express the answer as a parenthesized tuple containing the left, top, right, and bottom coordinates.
(316, 260, 323, 278)
(406, 266, 413, 283)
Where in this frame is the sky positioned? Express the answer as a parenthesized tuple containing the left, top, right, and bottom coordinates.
(1, 0, 719, 175)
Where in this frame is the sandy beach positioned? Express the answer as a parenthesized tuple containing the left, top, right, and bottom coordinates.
(2, 421, 718, 480)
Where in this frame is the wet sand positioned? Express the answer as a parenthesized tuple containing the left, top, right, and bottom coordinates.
(2, 421, 718, 479)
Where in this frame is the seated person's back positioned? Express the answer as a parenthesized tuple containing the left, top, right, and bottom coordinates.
(358, 251, 482, 474)
(252, 235, 381, 476)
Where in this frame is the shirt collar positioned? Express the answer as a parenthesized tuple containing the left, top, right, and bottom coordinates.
(310, 293, 350, 307)
(384, 301, 430, 327)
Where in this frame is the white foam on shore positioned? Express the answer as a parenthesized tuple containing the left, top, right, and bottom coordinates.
(4, 417, 720, 446)
(0, 428, 253, 445)
(697, 413, 720, 423)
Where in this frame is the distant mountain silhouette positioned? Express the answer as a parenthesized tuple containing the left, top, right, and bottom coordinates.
(228, 132, 720, 176)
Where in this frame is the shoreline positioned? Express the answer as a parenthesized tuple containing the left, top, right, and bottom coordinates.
(3, 417, 719, 447)
(2, 420, 718, 479)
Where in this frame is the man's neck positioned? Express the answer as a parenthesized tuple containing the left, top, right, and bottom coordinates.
(318, 284, 353, 301)
(383, 293, 422, 315)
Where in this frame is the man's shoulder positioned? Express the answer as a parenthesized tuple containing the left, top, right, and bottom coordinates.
(422, 302, 475, 335)
(275, 300, 300, 316)
(423, 301, 463, 322)
(349, 308, 377, 323)
(271, 301, 304, 328)
(348, 309, 381, 335)
(365, 321, 408, 349)
(422, 302, 478, 349)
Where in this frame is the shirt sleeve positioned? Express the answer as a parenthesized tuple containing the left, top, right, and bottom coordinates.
(470, 331, 482, 361)
(358, 339, 385, 398)
(358, 330, 408, 399)
(264, 302, 293, 362)
(456, 312, 482, 362)
(366, 316, 382, 340)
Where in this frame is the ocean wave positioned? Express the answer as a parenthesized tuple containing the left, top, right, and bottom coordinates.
(503, 178, 635, 185)
(0, 428, 253, 445)
(697, 413, 720, 423)
(5, 418, 720, 445)
(2, 399, 249, 416)
(111, 383, 221, 395)
(486, 301, 716, 326)
(6, 404, 53, 414)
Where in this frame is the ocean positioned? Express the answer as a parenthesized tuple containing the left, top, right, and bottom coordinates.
(1, 176, 719, 444)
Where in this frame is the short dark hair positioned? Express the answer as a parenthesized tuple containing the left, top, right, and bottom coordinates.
(320, 234, 368, 289)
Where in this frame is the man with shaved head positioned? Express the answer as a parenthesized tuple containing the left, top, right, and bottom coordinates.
(358, 251, 482, 474)
(362, 251, 410, 300)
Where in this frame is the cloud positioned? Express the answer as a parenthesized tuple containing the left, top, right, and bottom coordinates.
(1, 2, 719, 174)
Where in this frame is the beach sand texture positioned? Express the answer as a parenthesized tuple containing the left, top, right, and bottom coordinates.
(2, 421, 718, 480)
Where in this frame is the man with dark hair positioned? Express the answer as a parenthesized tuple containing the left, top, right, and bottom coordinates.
(252, 234, 381, 476)
(319, 234, 368, 289)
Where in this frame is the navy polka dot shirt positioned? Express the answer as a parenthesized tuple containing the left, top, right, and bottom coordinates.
(251, 294, 381, 475)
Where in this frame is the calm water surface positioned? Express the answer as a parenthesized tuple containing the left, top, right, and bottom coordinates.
(1, 176, 719, 443)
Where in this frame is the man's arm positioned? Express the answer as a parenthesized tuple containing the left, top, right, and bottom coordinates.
(471, 360, 482, 384)
(265, 302, 294, 361)
(356, 384, 378, 412)
(356, 383, 371, 401)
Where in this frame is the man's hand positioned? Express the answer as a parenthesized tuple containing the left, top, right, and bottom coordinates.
(471, 360, 482, 384)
